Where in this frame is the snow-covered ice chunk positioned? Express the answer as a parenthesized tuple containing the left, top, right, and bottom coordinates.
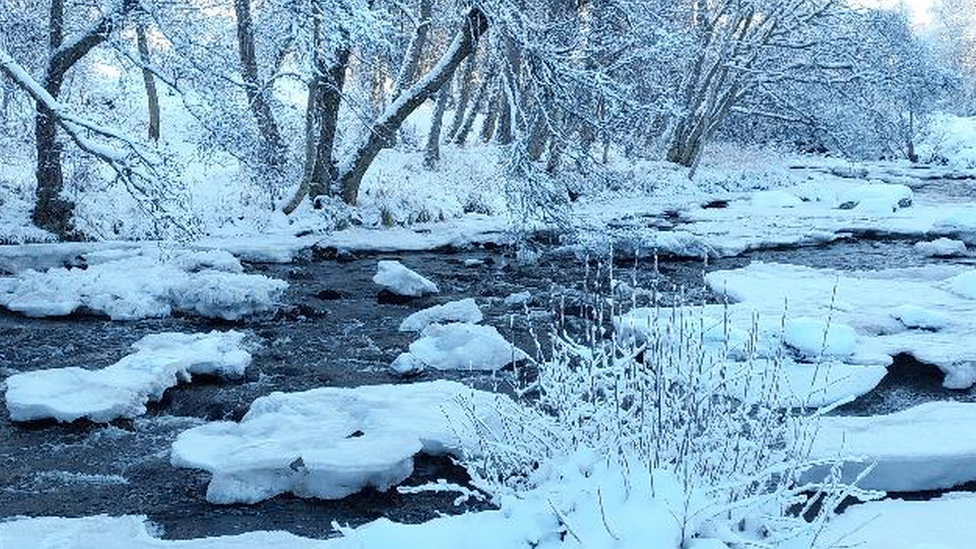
(817, 493, 976, 549)
(170, 380, 521, 503)
(406, 323, 528, 371)
(837, 183, 913, 213)
(807, 402, 976, 491)
(915, 237, 966, 257)
(399, 298, 482, 332)
(373, 260, 439, 297)
(783, 317, 856, 359)
(0, 249, 287, 320)
(5, 331, 250, 423)
(750, 189, 802, 208)
(891, 304, 948, 330)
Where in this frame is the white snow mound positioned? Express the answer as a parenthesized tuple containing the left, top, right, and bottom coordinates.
(837, 183, 913, 213)
(4, 331, 250, 423)
(398, 298, 482, 332)
(0, 249, 287, 320)
(170, 380, 522, 503)
(373, 260, 439, 297)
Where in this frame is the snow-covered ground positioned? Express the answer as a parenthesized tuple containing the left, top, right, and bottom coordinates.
(5, 331, 250, 423)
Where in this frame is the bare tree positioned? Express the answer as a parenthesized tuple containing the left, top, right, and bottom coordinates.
(136, 20, 160, 142)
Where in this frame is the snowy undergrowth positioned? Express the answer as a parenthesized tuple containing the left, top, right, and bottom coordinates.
(918, 113, 976, 169)
(456, 264, 869, 549)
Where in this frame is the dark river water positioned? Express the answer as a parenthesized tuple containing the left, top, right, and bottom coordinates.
(2, 179, 976, 538)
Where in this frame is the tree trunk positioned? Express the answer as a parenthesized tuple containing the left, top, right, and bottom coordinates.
(453, 57, 494, 145)
(391, 0, 432, 100)
(424, 85, 449, 168)
(32, 0, 139, 238)
(446, 52, 476, 141)
(337, 8, 489, 205)
(234, 0, 286, 172)
(282, 8, 350, 215)
(480, 86, 499, 143)
(136, 21, 160, 142)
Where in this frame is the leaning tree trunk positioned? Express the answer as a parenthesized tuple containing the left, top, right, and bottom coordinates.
(136, 21, 160, 142)
(234, 0, 286, 205)
(336, 8, 489, 205)
(453, 56, 494, 145)
(424, 85, 449, 168)
(446, 52, 476, 141)
(33, 0, 138, 238)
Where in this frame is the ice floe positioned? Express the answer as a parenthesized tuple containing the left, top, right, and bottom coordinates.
(399, 298, 482, 332)
(706, 262, 976, 389)
(373, 260, 439, 297)
(0, 249, 287, 320)
(5, 331, 250, 423)
(170, 380, 526, 503)
(808, 402, 976, 492)
(817, 493, 976, 549)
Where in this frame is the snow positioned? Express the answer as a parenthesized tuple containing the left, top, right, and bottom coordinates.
(749, 189, 802, 208)
(0, 249, 287, 320)
(808, 402, 976, 492)
(919, 113, 976, 169)
(837, 182, 913, 213)
(915, 237, 967, 257)
(373, 260, 439, 297)
(170, 380, 522, 504)
(399, 298, 482, 331)
(783, 317, 856, 359)
(816, 493, 976, 549)
(705, 262, 976, 389)
(317, 213, 510, 253)
(399, 322, 528, 372)
(4, 331, 250, 423)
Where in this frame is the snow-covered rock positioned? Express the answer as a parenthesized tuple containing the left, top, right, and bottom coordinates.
(373, 260, 439, 297)
(808, 402, 976, 492)
(389, 352, 427, 375)
(915, 237, 967, 257)
(5, 331, 250, 423)
(503, 291, 532, 307)
(783, 317, 856, 359)
(403, 323, 528, 372)
(0, 249, 287, 320)
(170, 380, 522, 503)
(399, 298, 482, 332)
(817, 493, 976, 549)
